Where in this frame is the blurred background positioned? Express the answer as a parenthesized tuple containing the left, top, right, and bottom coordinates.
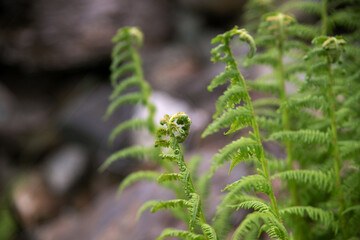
(0, 0, 269, 239)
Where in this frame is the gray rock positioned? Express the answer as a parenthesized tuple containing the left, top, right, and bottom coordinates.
(43, 144, 88, 196)
(0, 0, 173, 70)
(177, 0, 246, 15)
(34, 182, 183, 240)
(12, 172, 58, 227)
(58, 83, 130, 150)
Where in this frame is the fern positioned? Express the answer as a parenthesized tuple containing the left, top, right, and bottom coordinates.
(100, 27, 159, 176)
(101, 3, 360, 239)
(156, 228, 206, 240)
(203, 26, 287, 240)
(272, 170, 333, 192)
(138, 113, 217, 239)
(279, 206, 334, 229)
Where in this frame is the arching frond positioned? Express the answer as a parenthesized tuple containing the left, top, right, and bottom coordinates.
(156, 228, 206, 240)
(187, 193, 201, 231)
(202, 106, 252, 137)
(280, 206, 334, 229)
(268, 129, 331, 145)
(232, 212, 288, 240)
(244, 49, 278, 67)
(118, 171, 160, 195)
(256, 117, 281, 132)
(99, 146, 159, 171)
(339, 141, 360, 159)
(247, 80, 280, 94)
(150, 199, 188, 213)
(157, 173, 181, 183)
(137, 200, 161, 220)
(105, 93, 143, 119)
(201, 223, 218, 240)
(210, 137, 261, 175)
(214, 85, 248, 117)
(207, 69, 238, 92)
(108, 119, 148, 145)
(280, 95, 328, 114)
(271, 170, 333, 192)
(224, 174, 271, 195)
(228, 200, 270, 213)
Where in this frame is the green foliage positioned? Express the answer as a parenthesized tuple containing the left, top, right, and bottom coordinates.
(117, 171, 160, 195)
(102, 2, 360, 238)
(100, 26, 159, 175)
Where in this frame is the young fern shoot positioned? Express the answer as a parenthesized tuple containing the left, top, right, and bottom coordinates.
(202, 26, 287, 240)
(140, 113, 217, 240)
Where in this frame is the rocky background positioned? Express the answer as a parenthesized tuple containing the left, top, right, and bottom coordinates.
(0, 0, 279, 239)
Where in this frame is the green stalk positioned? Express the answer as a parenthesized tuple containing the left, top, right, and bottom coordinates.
(326, 61, 347, 238)
(168, 115, 208, 230)
(277, 29, 304, 240)
(227, 42, 281, 219)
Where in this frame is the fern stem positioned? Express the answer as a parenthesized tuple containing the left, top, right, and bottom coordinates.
(326, 61, 347, 238)
(165, 114, 209, 233)
(277, 44, 298, 204)
(277, 36, 305, 240)
(227, 42, 281, 219)
(321, 0, 328, 35)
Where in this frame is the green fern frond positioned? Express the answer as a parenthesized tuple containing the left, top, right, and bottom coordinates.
(342, 205, 360, 215)
(160, 153, 177, 162)
(268, 129, 331, 145)
(201, 223, 218, 240)
(339, 141, 360, 159)
(214, 85, 248, 117)
(256, 116, 282, 132)
(271, 170, 333, 192)
(187, 193, 202, 231)
(289, 24, 319, 40)
(280, 95, 328, 113)
(157, 173, 181, 183)
(108, 119, 148, 145)
(117, 171, 160, 195)
(202, 106, 252, 138)
(150, 199, 188, 213)
(156, 228, 206, 240)
(207, 69, 238, 92)
(109, 76, 139, 100)
(266, 156, 287, 174)
(99, 146, 159, 171)
(244, 50, 278, 67)
(211, 26, 256, 59)
(279, 1, 322, 16)
(110, 62, 136, 84)
(228, 200, 270, 213)
(247, 80, 280, 94)
(232, 212, 261, 240)
(253, 98, 280, 109)
(223, 174, 271, 194)
(233, 212, 288, 240)
(136, 200, 161, 220)
(105, 93, 143, 119)
(210, 137, 261, 175)
(280, 206, 334, 228)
